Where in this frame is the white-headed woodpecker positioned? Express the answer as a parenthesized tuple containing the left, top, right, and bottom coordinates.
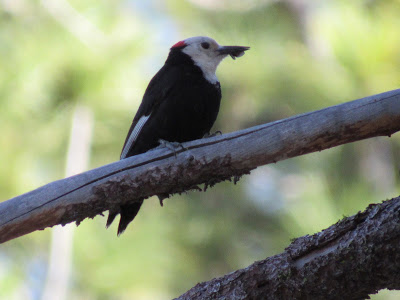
(107, 36, 249, 235)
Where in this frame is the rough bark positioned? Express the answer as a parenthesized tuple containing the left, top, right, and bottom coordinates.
(176, 196, 400, 300)
(0, 89, 400, 243)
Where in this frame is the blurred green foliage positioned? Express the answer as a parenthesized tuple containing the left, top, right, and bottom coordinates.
(1, 0, 399, 299)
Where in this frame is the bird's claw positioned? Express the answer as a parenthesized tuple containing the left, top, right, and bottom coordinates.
(158, 139, 186, 157)
(203, 130, 222, 138)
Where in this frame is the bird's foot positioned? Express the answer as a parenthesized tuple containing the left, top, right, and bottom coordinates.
(203, 130, 222, 138)
(158, 139, 186, 157)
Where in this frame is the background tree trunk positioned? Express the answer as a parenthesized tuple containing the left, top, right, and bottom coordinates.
(176, 196, 400, 300)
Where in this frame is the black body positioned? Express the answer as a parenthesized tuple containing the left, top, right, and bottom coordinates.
(107, 48, 222, 234)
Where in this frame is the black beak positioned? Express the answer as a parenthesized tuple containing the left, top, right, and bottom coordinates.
(217, 45, 250, 59)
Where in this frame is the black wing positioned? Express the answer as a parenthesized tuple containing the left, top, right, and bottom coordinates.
(120, 64, 175, 159)
(109, 64, 178, 235)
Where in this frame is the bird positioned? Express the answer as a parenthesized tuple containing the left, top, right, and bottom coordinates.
(107, 36, 249, 235)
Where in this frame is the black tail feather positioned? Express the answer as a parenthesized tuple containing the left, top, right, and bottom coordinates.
(106, 201, 144, 235)
(118, 201, 144, 235)
(106, 208, 119, 228)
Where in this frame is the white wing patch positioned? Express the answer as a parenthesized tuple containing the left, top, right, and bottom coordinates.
(120, 115, 150, 159)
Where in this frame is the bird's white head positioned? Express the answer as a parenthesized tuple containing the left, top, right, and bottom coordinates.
(171, 36, 249, 84)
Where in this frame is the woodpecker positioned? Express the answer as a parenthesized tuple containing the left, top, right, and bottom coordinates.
(107, 36, 249, 235)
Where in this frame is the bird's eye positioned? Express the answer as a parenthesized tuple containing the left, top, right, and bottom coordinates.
(201, 42, 210, 49)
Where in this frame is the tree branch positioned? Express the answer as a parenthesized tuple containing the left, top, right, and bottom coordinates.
(176, 196, 400, 300)
(1, 89, 400, 243)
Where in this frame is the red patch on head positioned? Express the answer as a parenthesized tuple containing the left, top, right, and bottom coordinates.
(171, 40, 186, 49)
